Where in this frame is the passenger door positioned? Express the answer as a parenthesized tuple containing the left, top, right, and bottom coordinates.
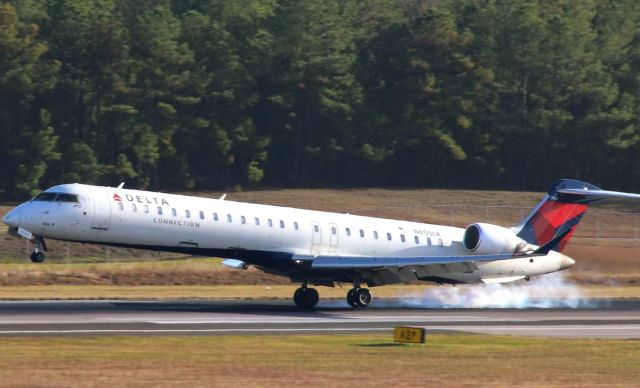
(91, 189, 111, 230)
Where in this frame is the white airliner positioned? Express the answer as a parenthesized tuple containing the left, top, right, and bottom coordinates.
(2, 179, 639, 308)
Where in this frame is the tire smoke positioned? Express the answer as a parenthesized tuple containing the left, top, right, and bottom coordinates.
(395, 272, 599, 309)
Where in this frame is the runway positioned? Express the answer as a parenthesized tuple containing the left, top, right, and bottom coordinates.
(0, 299, 638, 338)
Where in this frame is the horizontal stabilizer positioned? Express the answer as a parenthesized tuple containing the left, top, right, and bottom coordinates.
(557, 188, 640, 200)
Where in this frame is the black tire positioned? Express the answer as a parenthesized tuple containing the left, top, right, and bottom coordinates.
(293, 287, 305, 307)
(355, 288, 372, 307)
(304, 288, 319, 308)
(293, 287, 319, 309)
(346, 288, 358, 308)
(31, 252, 45, 263)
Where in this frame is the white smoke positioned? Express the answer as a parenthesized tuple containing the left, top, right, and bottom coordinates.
(393, 272, 599, 309)
(318, 273, 602, 309)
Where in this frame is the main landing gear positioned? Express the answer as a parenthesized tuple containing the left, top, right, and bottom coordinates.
(30, 237, 47, 263)
(293, 282, 319, 309)
(346, 287, 372, 308)
(292, 280, 373, 309)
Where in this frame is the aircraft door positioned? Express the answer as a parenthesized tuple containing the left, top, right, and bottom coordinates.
(91, 189, 111, 230)
(311, 221, 321, 253)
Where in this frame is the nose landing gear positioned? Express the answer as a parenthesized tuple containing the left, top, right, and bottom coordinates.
(30, 237, 47, 263)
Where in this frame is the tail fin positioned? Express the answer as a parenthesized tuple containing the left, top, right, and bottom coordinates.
(515, 179, 638, 252)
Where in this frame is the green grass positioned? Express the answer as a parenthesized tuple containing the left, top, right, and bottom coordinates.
(0, 334, 637, 387)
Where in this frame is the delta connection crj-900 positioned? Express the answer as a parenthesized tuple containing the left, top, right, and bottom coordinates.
(4, 179, 640, 308)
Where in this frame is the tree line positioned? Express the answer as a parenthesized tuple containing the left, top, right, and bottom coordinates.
(2, 0, 640, 200)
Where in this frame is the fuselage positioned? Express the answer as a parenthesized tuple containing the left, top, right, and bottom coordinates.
(2, 183, 571, 285)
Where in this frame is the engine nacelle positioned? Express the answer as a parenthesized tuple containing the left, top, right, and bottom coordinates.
(463, 223, 532, 255)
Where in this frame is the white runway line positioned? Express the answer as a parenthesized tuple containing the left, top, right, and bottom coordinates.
(0, 325, 638, 337)
(0, 327, 392, 334)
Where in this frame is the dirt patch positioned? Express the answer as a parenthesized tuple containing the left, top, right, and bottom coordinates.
(565, 244, 640, 275)
(0, 264, 291, 287)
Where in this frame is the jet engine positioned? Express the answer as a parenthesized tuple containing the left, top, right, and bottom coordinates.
(463, 223, 533, 255)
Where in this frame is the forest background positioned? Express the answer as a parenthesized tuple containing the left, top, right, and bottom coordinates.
(2, 0, 640, 200)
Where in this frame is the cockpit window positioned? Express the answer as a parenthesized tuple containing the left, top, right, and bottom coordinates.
(57, 193, 78, 203)
(33, 192, 58, 201)
(33, 192, 78, 203)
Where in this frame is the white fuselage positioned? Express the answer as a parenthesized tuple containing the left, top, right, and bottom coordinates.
(3, 183, 570, 285)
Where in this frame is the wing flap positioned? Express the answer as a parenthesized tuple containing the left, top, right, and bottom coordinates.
(481, 276, 526, 284)
(302, 252, 534, 270)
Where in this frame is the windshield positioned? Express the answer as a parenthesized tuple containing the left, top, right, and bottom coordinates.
(33, 192, 58, 201)
(33, 192, 79, 203)
(57, 193, 78, 202)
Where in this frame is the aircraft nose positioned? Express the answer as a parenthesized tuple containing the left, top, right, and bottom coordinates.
(559, 255, 575, 270)
(2, 207, 21, 228)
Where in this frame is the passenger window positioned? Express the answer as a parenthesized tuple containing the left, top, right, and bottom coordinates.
(437, 238, 443, 246)
(414, 235, 419, 244)
(331, 226, 337, 235)
(400, 234, 405, 243)
(294, 222, 299, 230)
(427, 237, 432, 246)
(227, 214, 232, 223)
(132, 203, 137, 212)
(268, 219, 273, 227)
(280, 220, 285, 228)
(171, 208, 177, 217)
(157, 207, 162, 215)
(199, 211, 204, 220)
(360, 229, 364, 238)
(143, 205, 149, 214)
(314, 224, 319, 232)
(373, 231, 378, 239)
(255, 217, 260, 226)
(118, 202, 124, 211)
(185, 210, 191, 218)
(387, 232, 392, 241)
(213, 213, 218, 221)
(241, 216, 246, 224)
(346, 228, 351, 236)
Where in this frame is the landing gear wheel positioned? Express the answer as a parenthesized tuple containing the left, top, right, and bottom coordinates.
(30, 251, 45, 263)
(356, 288, 372, 307)
(346, 288, 358, 307)
(293, 287, 319, 309)
(346, 288, 372, 308)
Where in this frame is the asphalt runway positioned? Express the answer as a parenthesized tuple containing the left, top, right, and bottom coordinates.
(0, 299, 638, 338)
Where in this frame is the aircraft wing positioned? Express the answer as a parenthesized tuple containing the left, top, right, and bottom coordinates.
(297, 252, 536, 270)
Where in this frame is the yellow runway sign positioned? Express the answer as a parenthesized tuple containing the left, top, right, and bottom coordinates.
(394, 327, 426, 344)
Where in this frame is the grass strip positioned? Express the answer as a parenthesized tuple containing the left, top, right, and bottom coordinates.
(0, 334, 637, 387)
